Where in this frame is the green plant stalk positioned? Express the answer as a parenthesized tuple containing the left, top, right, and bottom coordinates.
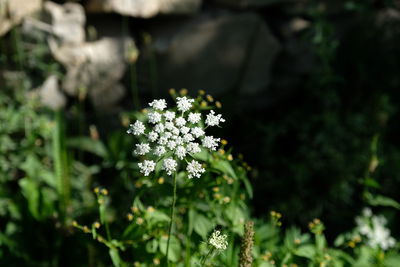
(53, 110, 70, 222)
(11, 27, 24, 72)
(166, 172, 177, 265)
(200, 247, 214, 266)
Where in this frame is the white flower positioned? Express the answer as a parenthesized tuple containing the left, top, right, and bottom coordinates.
(188, 112, 201, 124)
(202, 136, 220, 151)
(205, 110, 225, 127)
(175, 146, 187, 160)
(176, 96, 194, 112)
(164, 111, 176, 121)
(148, 112, 162, 124)
(191, 127, 205, 138)
(135, 143, 151, 155)
(167, 140, 177, 150)
(175, 136, 184, 145)
(158, 136, 169, 146)
(162, 158, 177, 176)
(175, 117, 186, 127)
(183, 133, 194, 143)
(138, 160, 156, 176)
(165, 121, 175, 131)
(209, 230, 228, 250)
(171, 127, 180, 136)
(180, 126, 190, 134)
(127, 121, 145, 135)
(149, 99, 167, 111)
(187, 142, 201, 154)
(186, 160, 205, 178)
(154, 123, 165, 133)
(356, 209, 396, 250)
(148, 131, 159, 142)
(154, 146, 166, 156)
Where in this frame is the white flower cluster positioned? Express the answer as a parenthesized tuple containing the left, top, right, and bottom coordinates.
(209, 230, 228, 250)
(127, 97, 225, 178)
(355, 208, 396, 250)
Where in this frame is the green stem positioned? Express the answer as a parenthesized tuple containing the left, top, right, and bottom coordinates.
(53, 110, 70, 223)
(166, 172, 177, 265)
(200, 247, 214, 266)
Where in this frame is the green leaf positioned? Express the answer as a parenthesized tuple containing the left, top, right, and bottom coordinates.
(294, 245, 316, 259)
(67, 137, 108, 158)
(159, 235, 181, 262)
(109, 247, 121, 267)
(192, 212, 213, 239)
(212, 160, 237, 179)
(19, 178, 40, 220)
(365, 193, 400, 210)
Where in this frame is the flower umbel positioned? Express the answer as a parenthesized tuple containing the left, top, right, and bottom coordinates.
(128, 95, 225, 178)
(209, 230, 228, 250)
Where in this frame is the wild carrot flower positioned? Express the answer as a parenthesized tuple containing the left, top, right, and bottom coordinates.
(128, 96, 225, 177)
(209, 230, 228, 250)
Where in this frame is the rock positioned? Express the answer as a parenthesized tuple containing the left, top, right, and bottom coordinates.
(85, 0, 201, 18)
(43, 1, 85, 45)
(214, 0, 280, 8)
(141, 12, 280, 96)
(49, 36, 133, 110)
(0, 0, 42, 36)
(37, 75, 66, 110)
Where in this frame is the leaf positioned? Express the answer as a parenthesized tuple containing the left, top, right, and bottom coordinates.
(294, 245, 316, 259)
(365, 193, 400, 210)
(19, 178, 40, 220)
(192, 212, 213, 239)
(212, 160, 237, 179)
(67, 137, 108, 158)
(109, 247, 121, 267)
(159, 235, 181, 262)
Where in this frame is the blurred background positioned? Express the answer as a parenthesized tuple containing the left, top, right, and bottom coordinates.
(1, 0, 400, 266)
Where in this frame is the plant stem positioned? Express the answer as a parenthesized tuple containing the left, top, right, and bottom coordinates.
(166, 172, 177, 265)
(200, 247, 214, 266)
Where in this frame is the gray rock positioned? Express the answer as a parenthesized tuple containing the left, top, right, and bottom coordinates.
(85, 0, 202, 18)
(37, 75, 66, 110)
(214, 0, 280, 8)
(43, 1, 85, 45)
(0, 0, 42, 36)
(49, 36, 133, 110)
(141, 12, 280, 96)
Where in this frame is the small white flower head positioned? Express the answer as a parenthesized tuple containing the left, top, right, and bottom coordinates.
(164, 111, 176, 121)
(148, 131, 159, 142)
(205, 110, 225, 127)
(167, 140, 177, 150)
(183, 133, 194, 143)
(149, 99, 167, 111)
(176, 96, 194, 112)
(356, 208, 396, 250)
(180, 126, 190, 135)
(158, 136, 168, 146)
(209, 230, 228, 250)
(187, 142, 201, 154)
(175, 136, 184, 145)
(191, 127, 205, 138)
(135, 143, 151, 155)
(154, 123, 165, 133)
(154, 146, 166, 157)
(148, 112, 162, 124)
(188, 112, 201, 124)
(162, 158, 177, 176)
(202, 136, 220, 151)
(127, 121, 145, 135)
(175, 117, 186, 127)
(186, 160, 205, 178)
(138, 160, 156, 176)
(175, 146, 187, 160)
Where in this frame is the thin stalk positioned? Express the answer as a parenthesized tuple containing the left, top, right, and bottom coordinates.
(130, 62, 140, 109)
(53, 110, 70, 223)
(200, 247, 214, 266)
(166, 172, 178, 265)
